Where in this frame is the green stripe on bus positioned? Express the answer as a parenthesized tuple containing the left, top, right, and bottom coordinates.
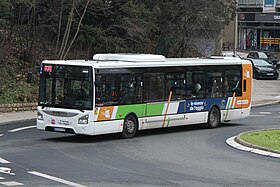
(115, 104, 146, 119)
(146, 103, 165, 116)
(115, 103, 165, 119)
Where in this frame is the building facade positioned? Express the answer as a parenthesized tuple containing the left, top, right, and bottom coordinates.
(238, 0, 280, 51)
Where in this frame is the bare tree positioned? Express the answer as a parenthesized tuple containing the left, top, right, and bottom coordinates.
(57, 0, 90, 59)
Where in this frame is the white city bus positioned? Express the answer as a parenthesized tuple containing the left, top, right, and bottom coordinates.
(37, 54, 252, 138)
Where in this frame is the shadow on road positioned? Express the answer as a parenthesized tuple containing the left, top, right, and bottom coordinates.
(40, 122, 244, 143)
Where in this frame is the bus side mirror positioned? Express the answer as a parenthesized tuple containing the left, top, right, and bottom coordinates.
(27, 72, 33, 83)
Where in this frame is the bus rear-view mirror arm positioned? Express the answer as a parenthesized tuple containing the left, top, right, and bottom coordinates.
(26, 66, 40, 83)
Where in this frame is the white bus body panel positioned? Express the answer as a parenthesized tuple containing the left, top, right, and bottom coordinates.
(37, 107, 95, 135)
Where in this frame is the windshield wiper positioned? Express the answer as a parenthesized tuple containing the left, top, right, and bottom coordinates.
(39, 101, 49, 109)
(73, 102, 85, 113)
(39, 101, 85, 112)
(73, 106, 84, 113)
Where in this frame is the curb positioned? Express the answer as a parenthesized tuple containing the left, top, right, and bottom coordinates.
(226, 136, 280, 159)
(235, 129, 280, 155)
(251, 100, 280, 108)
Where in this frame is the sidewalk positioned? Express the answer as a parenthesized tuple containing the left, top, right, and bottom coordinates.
(252, 79, 280, 107)
(0, 110, 37, 125)
(0, 79, 280, 125)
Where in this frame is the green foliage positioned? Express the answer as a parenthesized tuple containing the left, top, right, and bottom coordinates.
(0, 0, 10, 27)
(0, 79, 38, 104)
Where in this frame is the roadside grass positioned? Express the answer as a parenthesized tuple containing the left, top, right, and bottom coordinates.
(240, 129, 280, 151)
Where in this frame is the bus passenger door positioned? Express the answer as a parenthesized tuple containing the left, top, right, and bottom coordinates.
(241, 63, 252, 117)
(143, 73, 165, 129)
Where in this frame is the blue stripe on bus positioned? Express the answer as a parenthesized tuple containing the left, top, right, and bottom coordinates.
(178, 102, 186, 114)
(177, 98, 229, 113)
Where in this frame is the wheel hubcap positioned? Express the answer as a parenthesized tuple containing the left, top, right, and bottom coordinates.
(125, 119, 135, 134)
(210, 111, 218, 124)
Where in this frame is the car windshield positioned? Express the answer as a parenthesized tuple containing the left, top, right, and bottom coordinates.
(252, 59, 272, 67)
(258, 52, 268, 59)
(38, 64, 93, 110)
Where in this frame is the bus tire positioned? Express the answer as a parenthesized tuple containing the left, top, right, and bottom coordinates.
(121, 115, 138, 139)
(206, 106, 220, 128)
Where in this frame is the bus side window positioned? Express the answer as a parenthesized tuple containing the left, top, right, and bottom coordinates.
(119, 74, 143, 104)
(186, 71, 205, 99)
(205, 71, 223, 98)
(95, 75, 107, 106)
(225, 70, 242, 97)
(144, 73, 164, 102)
(165, 73, 186, 100)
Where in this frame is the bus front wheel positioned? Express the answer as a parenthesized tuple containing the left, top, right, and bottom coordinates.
(206, 106, 220, 128)
(121, 115, 138, 138)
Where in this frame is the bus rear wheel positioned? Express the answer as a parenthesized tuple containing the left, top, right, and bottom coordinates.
(121, 115, 138, 138)
(206, 106, 220, 128)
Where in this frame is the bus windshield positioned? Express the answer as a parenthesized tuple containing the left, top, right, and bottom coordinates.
(38, 64, 93, 110)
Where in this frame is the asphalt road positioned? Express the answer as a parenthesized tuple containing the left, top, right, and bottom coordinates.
(0, 104, 280, 187)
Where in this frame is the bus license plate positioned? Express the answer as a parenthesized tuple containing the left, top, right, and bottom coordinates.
(54, 128, 66, 132)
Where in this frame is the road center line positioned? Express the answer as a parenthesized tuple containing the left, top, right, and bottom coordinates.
(28, 171, 87, 187)
(258, 112, 271, 115)
(249, 115, 266, 117)
(0, 157, 10, 164)
(8, 126, 36, 133)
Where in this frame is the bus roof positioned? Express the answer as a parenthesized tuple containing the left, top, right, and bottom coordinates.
(93, 53, 166, 62)
(42, 54, 250, 69)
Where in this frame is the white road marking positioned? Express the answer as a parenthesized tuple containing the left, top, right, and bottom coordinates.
(249, 115, 266, 117)
(8, 126, 36, 133)
(0, 134, 3, 137)
(258, 112, 271, 115)
(28, 171, 87, 187)
(0, 167, 15, 175)
(0, 177, 4, 179)
(0, 157, 10, 164)
(0, 181, 24, 186)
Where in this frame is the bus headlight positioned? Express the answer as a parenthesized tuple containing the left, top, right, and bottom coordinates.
(37, 111, 44, 121)
(78, 115, 89, 124)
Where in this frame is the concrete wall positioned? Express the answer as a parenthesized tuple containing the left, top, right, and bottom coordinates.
(0, 103, 37, 113)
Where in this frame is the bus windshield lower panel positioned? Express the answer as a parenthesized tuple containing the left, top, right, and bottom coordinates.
(38, 64, 93, 110)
